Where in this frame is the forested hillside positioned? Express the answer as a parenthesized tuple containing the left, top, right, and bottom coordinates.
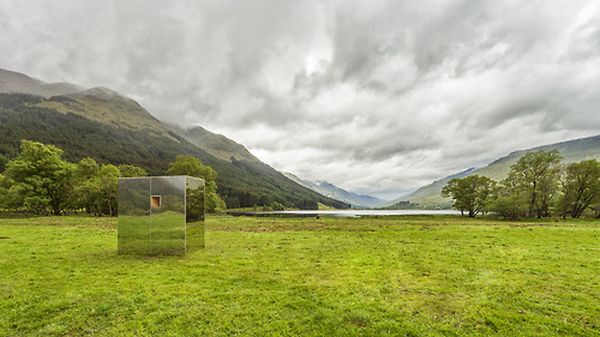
(0, 93, 347, 209)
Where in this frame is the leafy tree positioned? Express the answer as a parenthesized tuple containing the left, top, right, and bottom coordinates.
(70, 158, 100, 213)
(97, 164, 120, 216)
(271, 202, 285, 211)
(69, 159, 120, 216)
(0, 154, 7, 172)
(441, 175, 496, 217)
(557, 160, 600, 218)
(490, 179, 528, 219)
(75, 157, 100, 180)
(0, 173, 6, 209)
(117, 164, 147, 177)
(3, 140, 74, 215)
(167, 155, 226, 212)
(505, 150, 562, 218)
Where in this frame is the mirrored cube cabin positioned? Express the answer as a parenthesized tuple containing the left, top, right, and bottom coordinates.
(118, 176, 205, 255)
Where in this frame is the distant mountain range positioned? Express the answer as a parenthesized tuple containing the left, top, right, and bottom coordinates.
(0, 68, 349, 210)
(283, 172, 385, 208)
(389, 135, 600, 208)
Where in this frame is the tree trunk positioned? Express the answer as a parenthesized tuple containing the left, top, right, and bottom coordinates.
(52, 202, 61, 216)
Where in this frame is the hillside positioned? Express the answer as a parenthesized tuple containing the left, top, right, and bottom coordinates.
(387, 168, 477, 208)
(393, 135, 600, 208)
(0, 68, 348, 210)
(35, 87, 177, 140)
(0, 68, 82, 97)
(169, 124, 260, 163)
(284, 172, 385, 208)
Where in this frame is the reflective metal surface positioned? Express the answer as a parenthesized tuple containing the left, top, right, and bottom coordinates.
(118, 178, 150, 255)
(118, 176, 205, 255)
(150, 176, 186, 255)
(186, 177, 205, 252)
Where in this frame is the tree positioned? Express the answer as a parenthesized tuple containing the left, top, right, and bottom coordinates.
(70, 158, 100, 214)
(441, 175, 496, 217)
(557, 160, 600, 218)
(505, 150, 562, 218)
(0, 174, 6, 209)
(117, 164, 147, 177)
(97, 164, 120, 216)
(0, 154, 7, 172)
(490, 178, 528, 219)
(70, 159, 120, 216)
(3, 140, 74, 215)
(167, 155, 226, 212)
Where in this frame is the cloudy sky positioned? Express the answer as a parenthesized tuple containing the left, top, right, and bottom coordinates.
(1, 0, 600, 199)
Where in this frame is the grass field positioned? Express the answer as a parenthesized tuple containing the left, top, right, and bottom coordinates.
(0, 215, 599, 336)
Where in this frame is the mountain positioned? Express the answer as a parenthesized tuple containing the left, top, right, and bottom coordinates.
(37, 87, 178, 141)
(168, 124, 260, 163)
(0, 68, 349, 210)
(387, 167, 477, 208)
(283, 172, 385, 208)
(393, 135, 600, 208)
(0, 68, 82, 97)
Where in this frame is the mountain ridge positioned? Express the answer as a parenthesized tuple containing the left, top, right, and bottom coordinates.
(283, 172, 385, 208)
(0, 68, 348, 210)
(0, 68, 83, 97)
(168, 124, 260, 163)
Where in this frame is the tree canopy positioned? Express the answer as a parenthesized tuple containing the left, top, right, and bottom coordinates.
(167, 155, 226, 212)
(0, 142, 147, 216)
(505, 150, 562, 218)
(441, 175, 496, 217)
(557, 159, 600, 218)
(3, 140, 74, 215)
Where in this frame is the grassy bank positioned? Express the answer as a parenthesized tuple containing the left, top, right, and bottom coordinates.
(0, 215, 599, 336)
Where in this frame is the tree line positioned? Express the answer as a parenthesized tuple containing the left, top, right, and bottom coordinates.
(442, 150, 600, 219)
(0, 140, 225, 216)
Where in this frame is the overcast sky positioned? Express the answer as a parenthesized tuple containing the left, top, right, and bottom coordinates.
(1, 0, 600, 199)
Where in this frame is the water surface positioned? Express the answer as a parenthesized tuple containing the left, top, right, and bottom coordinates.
(247, 209, 461, 217)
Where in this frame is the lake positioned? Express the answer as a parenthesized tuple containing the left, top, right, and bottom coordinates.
(231, 209, 461, 217)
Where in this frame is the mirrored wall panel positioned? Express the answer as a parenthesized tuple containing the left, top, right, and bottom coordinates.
(150, 176, 186, 255)
(118, 176, 205, 255)
(118, 178, 151, 255)
(186, 177, 206, 252)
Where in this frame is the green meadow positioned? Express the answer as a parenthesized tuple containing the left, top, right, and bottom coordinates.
(0, 215, 599, 336)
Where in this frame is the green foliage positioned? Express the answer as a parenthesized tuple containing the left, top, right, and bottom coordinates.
(3, 140, 74, 215)
(0, 154, 7, 171)
(0, 173, 6, 209)
(167, 155, 225, 212)
(557, 159, 600, 218)
(441, 175, 496, 217)
(117, 164, 147, 177)
(69, 158, 100, 214)
(97, 164, 120, 216)
(69, 158, 121, 216)
(490, 179, 529, 220)
(505, 150, 562, 218)
(271, 201, 285, 211)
